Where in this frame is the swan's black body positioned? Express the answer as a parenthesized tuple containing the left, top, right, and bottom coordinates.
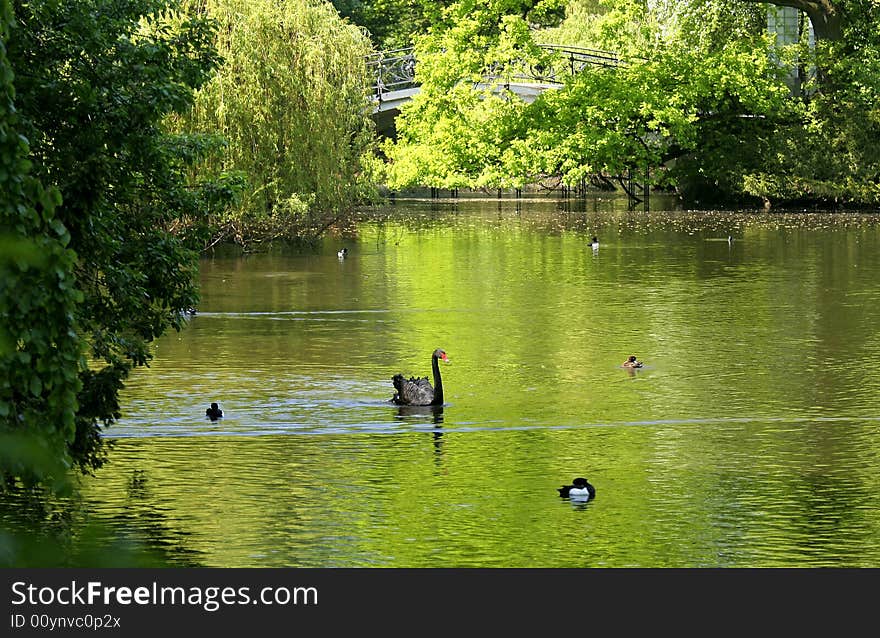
(392, 349, 448, 406)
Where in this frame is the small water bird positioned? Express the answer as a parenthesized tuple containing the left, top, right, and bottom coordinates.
(205, 402, 223, 420)
(589, 236, 599, 250)
(558, 477, 596, 501)
(337, 248, 348, 259)
(622, 355, 644, 369)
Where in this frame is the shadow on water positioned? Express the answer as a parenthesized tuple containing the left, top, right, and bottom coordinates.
(394, 404, 444, 424)
(0, 471, 204, 567)
(395, 405, 445, 465)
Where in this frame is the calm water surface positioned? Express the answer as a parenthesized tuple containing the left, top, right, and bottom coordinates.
(80, 197, 880, 567)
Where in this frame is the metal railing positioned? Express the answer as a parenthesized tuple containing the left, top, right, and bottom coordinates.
(366, 47, 418, 100)
(367, 44, 625, 101)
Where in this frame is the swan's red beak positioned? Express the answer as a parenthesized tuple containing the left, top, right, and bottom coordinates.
(441, 353, 449, 362)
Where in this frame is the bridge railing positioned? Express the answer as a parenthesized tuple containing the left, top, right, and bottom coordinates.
(484, 45, 624, 86)
(367, 47, 417, 101)
(538, 44, 624, 75)
(367, 44, 625, 101)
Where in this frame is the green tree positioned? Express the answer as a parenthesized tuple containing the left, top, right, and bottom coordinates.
(383, 0, 789, 201)
(743, 44, 880, 203)
(738, 0, 880, 205)
(174, 0, 376, 246)
(383, 9, 542, 189)
(385, 0, 880, 206)
(330, 0, 563, 49)
(330, 0, 456, 48)
(2, 0, 227, 480)
(0, 0, 80, 490)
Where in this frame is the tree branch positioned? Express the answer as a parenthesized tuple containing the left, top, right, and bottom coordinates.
(736, 0, 843, 41)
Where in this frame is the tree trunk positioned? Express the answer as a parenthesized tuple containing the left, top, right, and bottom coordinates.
(739, 1, 843, 41)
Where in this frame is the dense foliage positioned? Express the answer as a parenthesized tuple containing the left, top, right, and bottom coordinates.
(380, 0, 880, 207)
(1, 0, 228, 486)
(330, 0, 455, 48)
(383, 1, 780, 202)
(331, 0, 564, 48)
(743, 0, 880, 204)
(0, 0, 79, 491)
(172, 0, 376, 246)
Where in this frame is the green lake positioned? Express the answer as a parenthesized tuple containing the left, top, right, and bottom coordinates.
(78, 196, 880, 567)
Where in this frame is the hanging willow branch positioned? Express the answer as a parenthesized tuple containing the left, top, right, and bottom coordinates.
(173, 0, 376, 243)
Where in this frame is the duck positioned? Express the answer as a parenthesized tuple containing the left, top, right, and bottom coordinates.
(337, 248, 348, 259)
(205, 402, 223, 420)
(589, 236, 599, 250)
(558, 477, 596, 501)
(622, 355, 643, 369)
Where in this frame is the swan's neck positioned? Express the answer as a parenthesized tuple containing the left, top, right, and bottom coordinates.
(431, 355, 443, 405)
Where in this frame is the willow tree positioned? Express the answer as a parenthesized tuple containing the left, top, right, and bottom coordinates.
(175, 0, 376, 244)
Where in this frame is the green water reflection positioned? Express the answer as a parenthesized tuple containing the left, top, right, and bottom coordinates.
(80, 197, 880, 566)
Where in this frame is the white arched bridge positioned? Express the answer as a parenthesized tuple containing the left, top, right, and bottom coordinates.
(367, 44, 624, 138)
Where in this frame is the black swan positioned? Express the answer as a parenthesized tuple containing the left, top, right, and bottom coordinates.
(206, 402, 223, 420)
(391, 348, 449, 406)
(558, 477, 595, 501)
